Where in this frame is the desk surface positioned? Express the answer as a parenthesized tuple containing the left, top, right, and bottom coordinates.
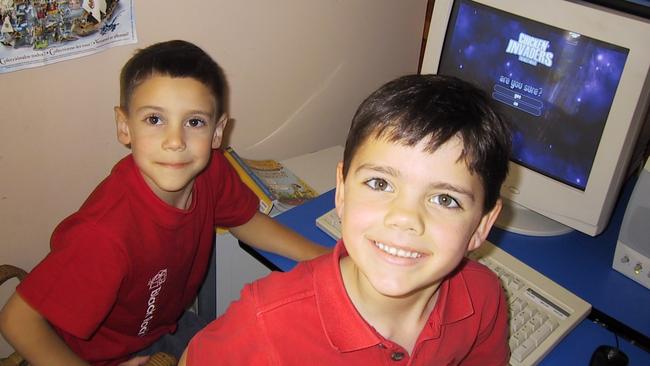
(252, 176, 650, 365)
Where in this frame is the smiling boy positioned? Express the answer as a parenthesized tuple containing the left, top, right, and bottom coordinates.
(180, 74, 512, 365)
(0, 40, 327, 366)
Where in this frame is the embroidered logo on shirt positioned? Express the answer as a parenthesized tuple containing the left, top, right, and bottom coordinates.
(148, 269, 168, 289)
(138, 269, 167, 336)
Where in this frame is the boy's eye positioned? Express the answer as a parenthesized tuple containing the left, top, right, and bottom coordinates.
(365, 178, 394, 192)
(145, 115, 162, 125)
(186, 118, 207, 128)
(430, 194, 460, 209)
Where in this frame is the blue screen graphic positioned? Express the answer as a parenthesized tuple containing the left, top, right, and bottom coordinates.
(437, 0, 629, 190)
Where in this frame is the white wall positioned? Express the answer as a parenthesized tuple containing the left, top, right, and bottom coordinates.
(0, 0, 426, 355)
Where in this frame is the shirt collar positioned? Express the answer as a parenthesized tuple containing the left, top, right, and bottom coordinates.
(426, 260, 475, 336)
(312, 241, 475, 351)
(119, 154, 197, 229)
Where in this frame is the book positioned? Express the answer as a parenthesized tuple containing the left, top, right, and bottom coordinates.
(224, 147, 274, 201)
(223, 147, 273, 216)
(241, 156, 319, 215)
(224, 146, 319, 217)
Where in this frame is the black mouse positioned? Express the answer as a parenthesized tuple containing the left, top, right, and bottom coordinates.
(590, 345, 629, 366)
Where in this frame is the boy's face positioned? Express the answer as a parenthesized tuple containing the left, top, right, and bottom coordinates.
(335, 135, 501, 300)
(114, 75, 226, 206)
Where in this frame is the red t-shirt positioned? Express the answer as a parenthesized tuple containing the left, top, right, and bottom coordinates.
(18, 150, 258, 365)
(186, 241, 510, 365)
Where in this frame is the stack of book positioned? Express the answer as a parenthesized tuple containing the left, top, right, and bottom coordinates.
(223, 146, 319, 217)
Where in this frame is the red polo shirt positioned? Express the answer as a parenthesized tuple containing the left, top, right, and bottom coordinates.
(186, 241, 509, 365)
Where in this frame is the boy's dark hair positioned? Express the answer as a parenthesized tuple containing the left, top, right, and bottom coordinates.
(119, 40, 226, 118)
(342, 74, 512, 213)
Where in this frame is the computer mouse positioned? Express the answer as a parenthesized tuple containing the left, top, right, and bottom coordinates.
(589, 345, 629, 366)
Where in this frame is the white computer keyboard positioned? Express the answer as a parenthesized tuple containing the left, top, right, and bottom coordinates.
(316, 208, 591, 366)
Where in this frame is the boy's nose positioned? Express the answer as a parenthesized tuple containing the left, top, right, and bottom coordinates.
(162, 126, 186, 151)
(384, 197, 425, 235)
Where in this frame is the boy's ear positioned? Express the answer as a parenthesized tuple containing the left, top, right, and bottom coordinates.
(334, 161, 345, 220)
(468, 199, 502, 252)
(114, 106, 131, 146)
(212, 114, 229, 149)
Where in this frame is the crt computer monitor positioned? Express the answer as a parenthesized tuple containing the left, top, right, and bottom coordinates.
(421, 0, 650, 236)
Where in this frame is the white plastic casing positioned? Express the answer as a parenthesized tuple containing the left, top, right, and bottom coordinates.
(612, 158, 650, 290)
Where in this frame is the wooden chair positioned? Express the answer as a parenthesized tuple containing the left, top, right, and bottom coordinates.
(0, 265, 177, 366)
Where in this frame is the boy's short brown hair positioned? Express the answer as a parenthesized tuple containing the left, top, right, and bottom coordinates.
(119, 40, 227, 118)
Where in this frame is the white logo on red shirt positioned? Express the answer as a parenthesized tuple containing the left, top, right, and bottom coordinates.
(138, 269, 167, 336)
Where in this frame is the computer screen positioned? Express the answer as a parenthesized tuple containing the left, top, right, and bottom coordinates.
(422, 0, 650, 236)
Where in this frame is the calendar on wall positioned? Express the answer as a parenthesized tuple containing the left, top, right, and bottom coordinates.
(0, 0, 137, 74)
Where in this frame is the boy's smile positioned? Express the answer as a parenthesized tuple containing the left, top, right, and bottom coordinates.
(336, 135, 501, 304)
(115, 75, 226, 209)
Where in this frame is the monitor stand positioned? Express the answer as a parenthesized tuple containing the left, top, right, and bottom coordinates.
(495, 199, 573, 237)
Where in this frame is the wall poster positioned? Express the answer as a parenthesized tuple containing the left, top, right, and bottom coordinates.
(0, 0, 136, 74)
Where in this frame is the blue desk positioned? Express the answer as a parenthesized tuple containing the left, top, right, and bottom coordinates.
(248, 177, 650, 365)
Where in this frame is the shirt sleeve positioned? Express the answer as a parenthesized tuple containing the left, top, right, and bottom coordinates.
(460, 280, 510, 365)
(17, 218, 128, 339)
(206, 150, 259, 227)
(186, 284, 274, 365)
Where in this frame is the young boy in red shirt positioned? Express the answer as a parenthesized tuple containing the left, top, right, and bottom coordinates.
(0, 40, 327, 366)
(180, 74, 512, 365)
